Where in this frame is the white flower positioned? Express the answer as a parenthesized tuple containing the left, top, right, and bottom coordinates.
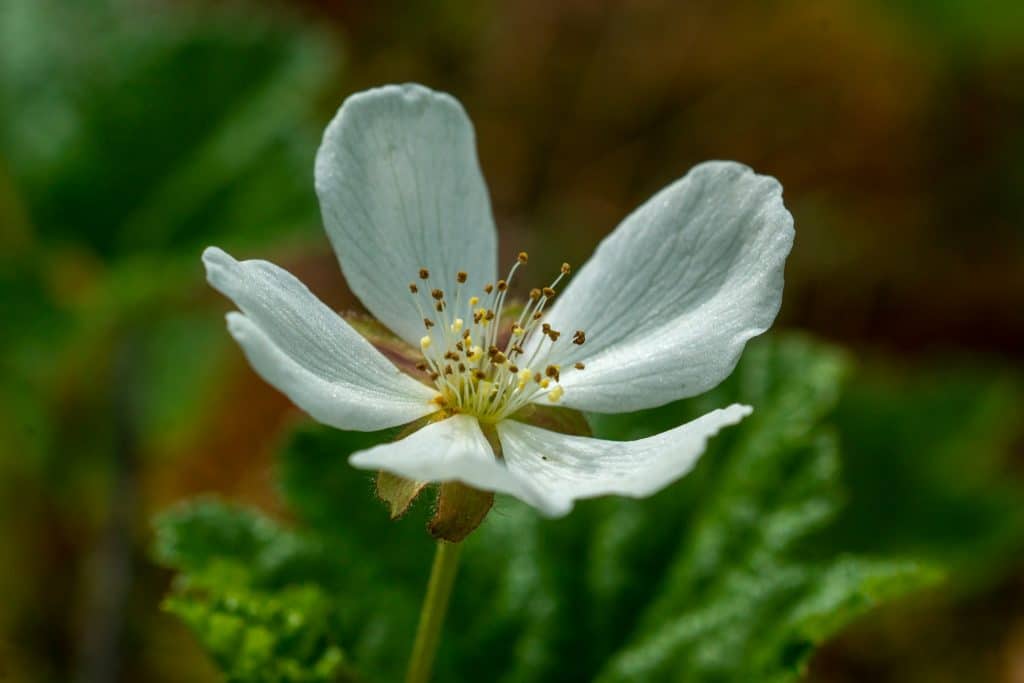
(203, 84, 793, 518)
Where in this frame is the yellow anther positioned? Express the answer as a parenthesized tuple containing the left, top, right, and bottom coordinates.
(467, 346, 483, 362)
(539, 378, 550, 389)
(469, 296, 479, 306)
(518, 368, 532, 382)
(420, 335, 432, 349)
(512, 325, 524, 336)
(548, 386, 564, 403)
(450, 318, 464, 333)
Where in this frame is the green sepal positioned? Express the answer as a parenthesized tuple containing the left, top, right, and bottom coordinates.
(428, 481, 494, 543)
(344, 312, 432, 386)
(509, 403, 592, 436)
(377, 471, 428, 519)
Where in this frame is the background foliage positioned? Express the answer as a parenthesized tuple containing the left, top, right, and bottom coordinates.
(1, 0, 1021, 681)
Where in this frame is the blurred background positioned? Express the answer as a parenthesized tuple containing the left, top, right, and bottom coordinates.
(1, 0, 1022, 681)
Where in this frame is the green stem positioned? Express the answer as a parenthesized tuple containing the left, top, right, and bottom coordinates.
(405, 540, 462, 683)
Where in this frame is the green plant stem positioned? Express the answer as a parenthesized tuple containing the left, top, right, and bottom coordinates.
(405, 540, 462, 683)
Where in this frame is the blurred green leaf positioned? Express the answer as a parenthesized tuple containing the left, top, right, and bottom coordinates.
(0, 0, 339, 259)
(156, 501, 353, 683)
(156, 336, 945, 682)
(832, 363, 1024, 575)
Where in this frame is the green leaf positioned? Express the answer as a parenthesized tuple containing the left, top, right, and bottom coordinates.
(155, 500, 355, 682)
(155, 336, 944, 682)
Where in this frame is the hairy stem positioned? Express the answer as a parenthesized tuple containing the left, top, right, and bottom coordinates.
(405, 540, 462, 683)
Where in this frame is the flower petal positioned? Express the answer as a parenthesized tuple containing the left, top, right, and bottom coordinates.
(497, 404, 752, 517)
(349, 415, 556, 512)
(203, 247, 437, 431)
(540, 161, 793, 413)
(315, 83, 498, 347)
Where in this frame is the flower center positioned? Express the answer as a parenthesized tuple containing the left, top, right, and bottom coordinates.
(407, 251, 586, 422)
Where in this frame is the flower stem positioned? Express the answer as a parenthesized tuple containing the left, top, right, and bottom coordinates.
(405, 540, 462, 683)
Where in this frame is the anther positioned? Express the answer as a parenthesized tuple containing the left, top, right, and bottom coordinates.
(542, 287, 556, 298)
(547, 329, 561, 342)
(444, 365, 454, 375)
(532, 311, 543, 320)
(431, 289, 444, 300)
(517, 251, 529, 264)
(419, 268, 430, 279)
(497, 280, 507, 292)
(545, 365, 560, 381)
(450, 318, 464, 333)
(484, 309, 495, 321)
(484, 283, 494, 294)
(561, 262, 571, 274)
(423, 318, 434, 328)
(456, 271, 468, 283)
(420, 336, 432, 350)
(573, 330, 586, 345)
(474, 370, 486, 380)
(574, 362, 586, 370)
(429, 371, 440, 381)
(415, 362, 428, 371)
(509, 364, 519, 373)
(435, 301, 444, 312)
(493, 352, 507, 364)
(409, 283, 419, 293)
(458, 363, 466, 372)
(548, 386, 564, 403)
(529, 288, 541, 301)
(469, 296, 479, 306)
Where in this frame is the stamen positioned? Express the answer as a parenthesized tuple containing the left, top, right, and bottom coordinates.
(406, 255, 586, 420)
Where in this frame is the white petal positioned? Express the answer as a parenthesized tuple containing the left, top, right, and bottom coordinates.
(315, 84, 498, 347)
(349, 414, 557, 513)
(203, 247, 437, 431)
(540, 161, 793, 413)
(496, 404, 752, 517)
